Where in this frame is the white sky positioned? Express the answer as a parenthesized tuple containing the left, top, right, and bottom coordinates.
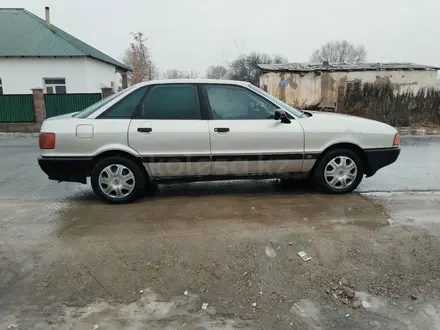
(3, 0, 440, 75)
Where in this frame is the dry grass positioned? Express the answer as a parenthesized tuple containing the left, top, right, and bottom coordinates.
(342, 83, 440, 126)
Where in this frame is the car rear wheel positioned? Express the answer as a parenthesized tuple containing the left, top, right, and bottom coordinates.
(91, 157, 146, 204)
(314, 149, 364, 194)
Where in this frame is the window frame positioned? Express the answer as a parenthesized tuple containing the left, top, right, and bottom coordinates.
(0, 78, 3, 95)
(43, 77, 67, 94)
(200, 83, 285, 121)
(96, 86, 149, 119)
(133, 83, 203, 120)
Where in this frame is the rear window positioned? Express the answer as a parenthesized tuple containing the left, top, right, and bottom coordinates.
(98, 87, 148, 119)
(73, 87, 135, 118)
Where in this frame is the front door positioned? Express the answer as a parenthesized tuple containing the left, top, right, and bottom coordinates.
(202, 84, 305, 176)
(128, 84, 211, 177)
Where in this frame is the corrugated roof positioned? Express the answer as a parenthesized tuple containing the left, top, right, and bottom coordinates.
(0, 8, 130, 71)
(258, 62, 440, 72)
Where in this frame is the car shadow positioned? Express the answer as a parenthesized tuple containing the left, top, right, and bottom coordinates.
(147, 178, 319, 199)
(64, 178, 319, 204)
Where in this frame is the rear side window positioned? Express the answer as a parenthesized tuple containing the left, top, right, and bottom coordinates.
(99, 87, 148, 119)
(141, 84, 200, 120)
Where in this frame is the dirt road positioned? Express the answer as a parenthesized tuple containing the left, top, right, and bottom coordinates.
(1, 135, 440, 329)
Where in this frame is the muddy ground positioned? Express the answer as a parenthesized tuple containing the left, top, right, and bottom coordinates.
(0, 136, 440, 330)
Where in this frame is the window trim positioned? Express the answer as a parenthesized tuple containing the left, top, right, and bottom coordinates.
(86, 82, 302, 120)
(200, 83, 285, 121)
(133, 83, 203, 120)
(96, 86, 149, 119)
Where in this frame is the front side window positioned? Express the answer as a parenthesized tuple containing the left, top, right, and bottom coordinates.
(44, 78, 66, 94)
(141, 84, 200, 120)
(249, 84, 304, 118)
(205, 85, 277, 120)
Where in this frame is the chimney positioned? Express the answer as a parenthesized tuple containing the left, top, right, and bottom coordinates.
(45, 6, 50, 25)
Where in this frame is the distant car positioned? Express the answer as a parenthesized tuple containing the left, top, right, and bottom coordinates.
(38, 79, 400, 203)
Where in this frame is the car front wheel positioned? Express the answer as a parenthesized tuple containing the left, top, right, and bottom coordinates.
(91, 156, 146, 204)
(314, 149, 364, 194)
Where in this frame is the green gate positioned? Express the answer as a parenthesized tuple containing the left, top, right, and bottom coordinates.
(45, 93, 102, 118)
(0, 95, 35, 122)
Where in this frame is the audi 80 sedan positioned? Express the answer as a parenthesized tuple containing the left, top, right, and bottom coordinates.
(38, 79, 400, 203)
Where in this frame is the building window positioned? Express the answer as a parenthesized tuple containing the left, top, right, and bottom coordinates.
(44, 78, 66, 94)
(0, 78, 3, 95)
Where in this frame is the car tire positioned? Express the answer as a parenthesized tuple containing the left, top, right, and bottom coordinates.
(91, 156, 146, 204)
(314, 149, 364, 194)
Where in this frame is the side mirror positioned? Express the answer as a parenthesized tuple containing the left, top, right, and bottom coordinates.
(274, 109, 291, 124)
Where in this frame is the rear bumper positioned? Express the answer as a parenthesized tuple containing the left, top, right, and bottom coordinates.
(364, 147, 400, 177)
(38, 156, 92, 183)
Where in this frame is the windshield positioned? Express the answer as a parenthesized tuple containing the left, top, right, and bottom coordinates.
(249, 84, 304, 118)
(73, 87, 134, 118)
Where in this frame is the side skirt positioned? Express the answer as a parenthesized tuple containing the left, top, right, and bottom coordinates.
(150, 172, 310, 184)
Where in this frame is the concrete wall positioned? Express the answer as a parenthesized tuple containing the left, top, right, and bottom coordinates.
(260, 70, 438, 108)
(0, 57, 119, 94)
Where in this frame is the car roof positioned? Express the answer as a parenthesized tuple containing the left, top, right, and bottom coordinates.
(134, 79, 252, 88)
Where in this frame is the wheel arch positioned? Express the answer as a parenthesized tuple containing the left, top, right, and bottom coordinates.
(91, 150, 150, 180)
(312, 142, 370, 175)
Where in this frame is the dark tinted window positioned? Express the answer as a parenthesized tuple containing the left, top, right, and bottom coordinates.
(45, 78, 65, 85)
(205, 85, 277, 120)
(142, 85, 200, 120)
(55, 85, 66, 94)
(99, 87, 148, 119)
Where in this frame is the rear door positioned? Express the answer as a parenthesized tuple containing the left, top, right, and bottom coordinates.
(128, 84, 211, 177)
(202, 84, 305, 175)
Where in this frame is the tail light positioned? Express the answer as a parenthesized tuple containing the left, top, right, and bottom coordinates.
(39, 133, 56, 149)
(393, 133, 400, 146)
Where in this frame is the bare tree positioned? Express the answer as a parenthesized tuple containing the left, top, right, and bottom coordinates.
(162, 69, 198, 79)
(310, 40, 367, 64)
(206, 65, 228, 79)
(229, 52, 287, 86)
(123, 32, 157, 84)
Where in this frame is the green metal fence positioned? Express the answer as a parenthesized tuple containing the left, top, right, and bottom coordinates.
(0, 95, 35, 122)
(45, 93, 102, 118)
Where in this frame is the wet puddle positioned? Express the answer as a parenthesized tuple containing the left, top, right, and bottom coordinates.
(54, 191, 390, 240)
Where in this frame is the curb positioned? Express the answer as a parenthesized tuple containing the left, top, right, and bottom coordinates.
(397, 127, 440, 136)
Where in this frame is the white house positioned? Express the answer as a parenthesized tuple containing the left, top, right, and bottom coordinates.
(0, 7, 129, 95)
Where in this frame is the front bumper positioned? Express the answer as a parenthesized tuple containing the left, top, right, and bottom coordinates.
(364, 147, 400, 177)
(38, 156, 93, 183)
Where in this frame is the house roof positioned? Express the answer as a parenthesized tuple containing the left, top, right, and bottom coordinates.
(0, 8, 130, 71)
(258, 62, 440, 73)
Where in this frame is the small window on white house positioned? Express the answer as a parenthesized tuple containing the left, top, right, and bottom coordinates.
(44, 78, 66, 94)
(0, 78, 3, 95)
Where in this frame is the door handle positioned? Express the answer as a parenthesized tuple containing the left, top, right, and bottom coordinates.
(214, 127, 230, 133)
(137, 127, 152, 133)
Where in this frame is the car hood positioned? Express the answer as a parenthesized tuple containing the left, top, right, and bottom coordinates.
(301, 111, 397, 134)
(305, 110, 395, 130)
